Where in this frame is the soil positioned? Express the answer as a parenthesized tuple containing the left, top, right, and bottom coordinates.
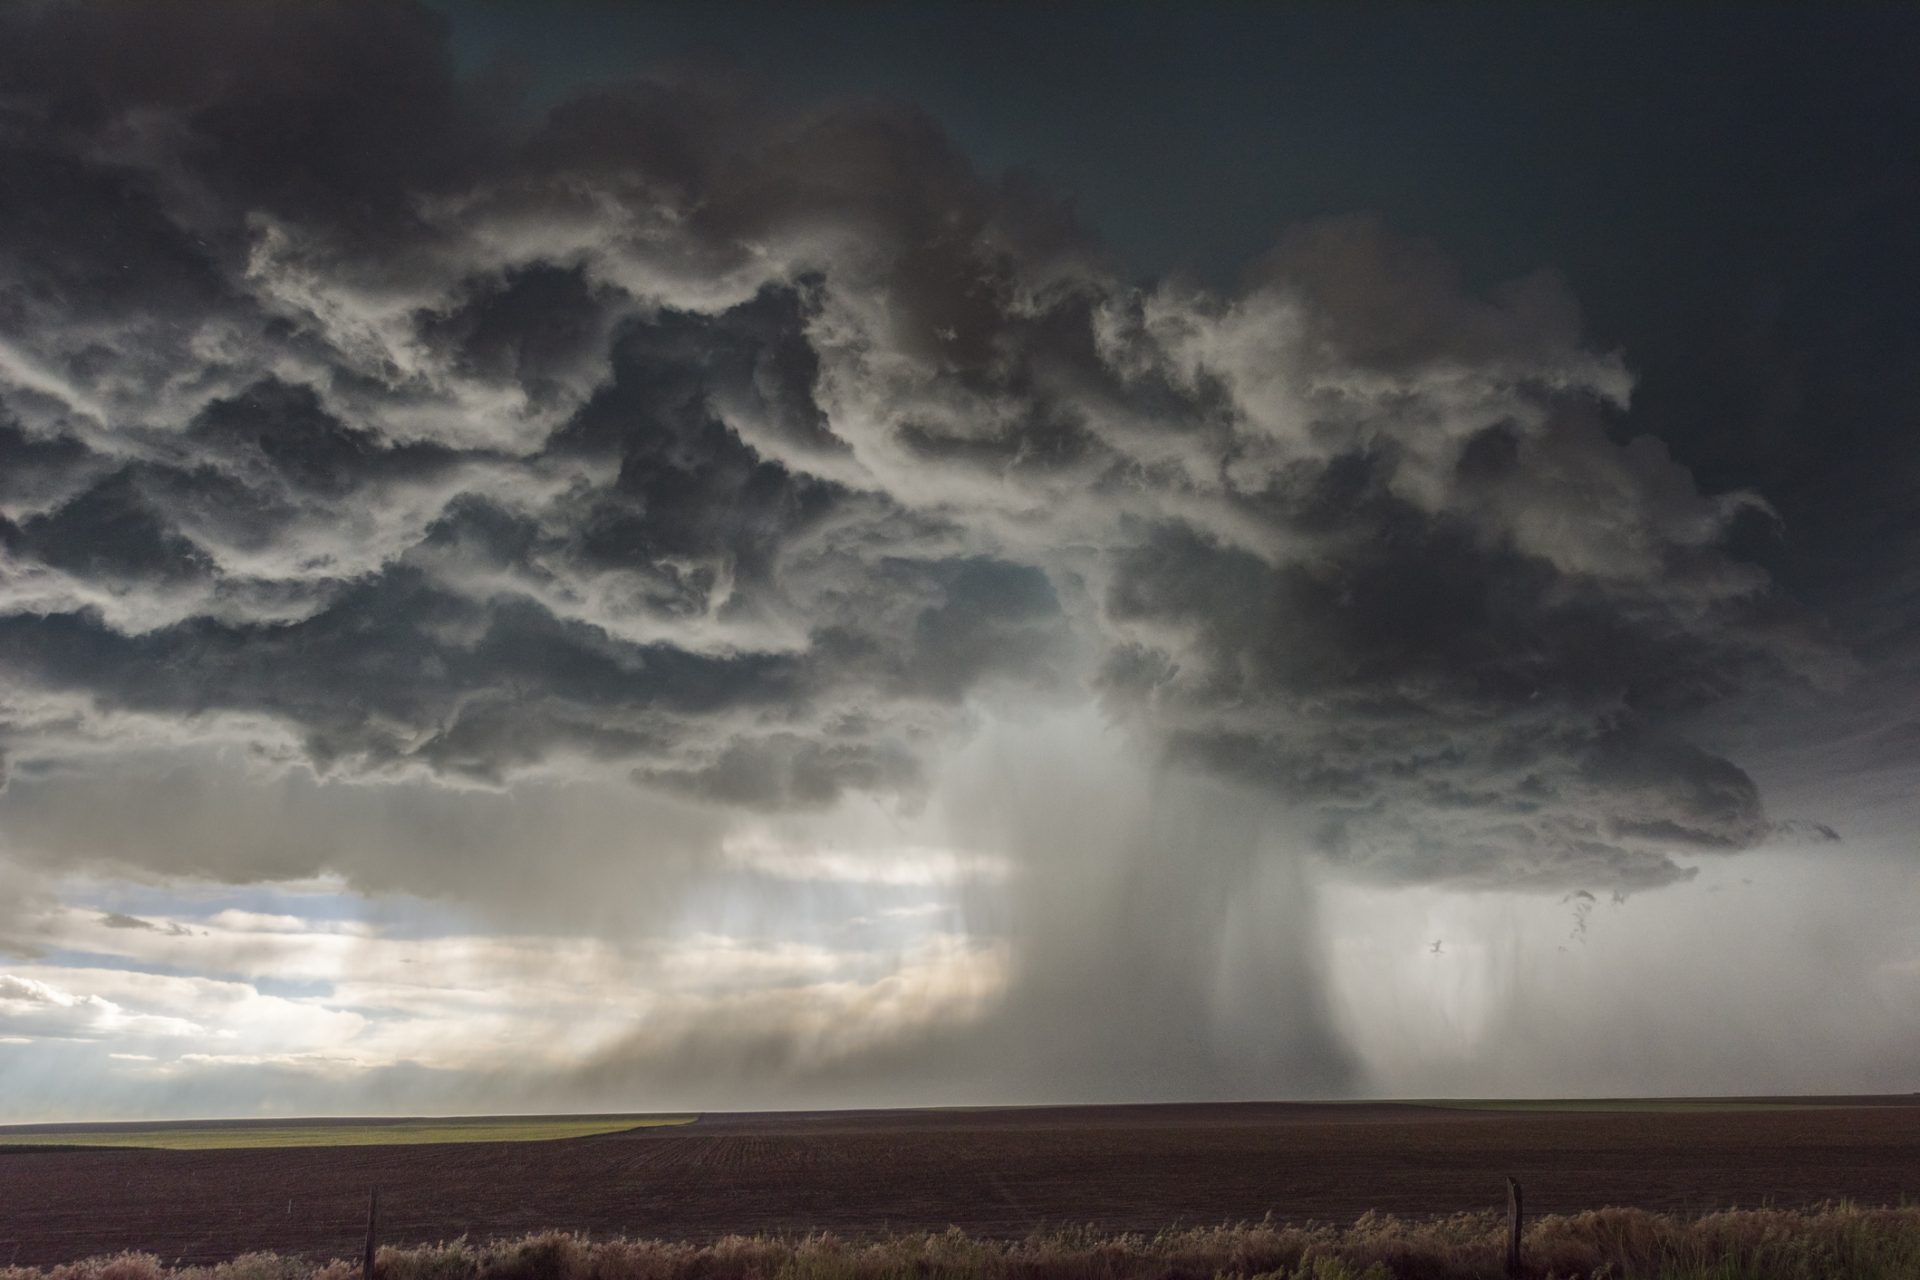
(4, 1099, 1919, 1266)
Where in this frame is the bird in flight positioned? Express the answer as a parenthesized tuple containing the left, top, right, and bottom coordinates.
(1430, 940, 1444, 954)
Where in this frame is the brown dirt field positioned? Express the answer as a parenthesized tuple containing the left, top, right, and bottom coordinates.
(3, 1100, 1919, 1267)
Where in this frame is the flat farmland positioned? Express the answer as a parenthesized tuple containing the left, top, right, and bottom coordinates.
(0, 1115, 693, 1150)
(3, 1100, 1919, 1267)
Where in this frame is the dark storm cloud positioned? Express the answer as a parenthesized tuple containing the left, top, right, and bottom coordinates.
(97, 912, 190, 936)
(0, 1, 1840, 889)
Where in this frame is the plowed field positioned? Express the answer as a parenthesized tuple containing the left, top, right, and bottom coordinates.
(3, 1100, 1918, 1266)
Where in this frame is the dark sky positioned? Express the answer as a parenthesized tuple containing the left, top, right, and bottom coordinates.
(0, 1, 1917, 1117)
(444, 2, 1920, 608)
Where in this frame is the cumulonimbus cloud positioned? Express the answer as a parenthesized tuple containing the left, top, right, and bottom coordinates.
(0, 0, 1840, 890)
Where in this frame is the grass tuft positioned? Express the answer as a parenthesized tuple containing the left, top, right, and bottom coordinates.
(4, 1204, 1919, 1280)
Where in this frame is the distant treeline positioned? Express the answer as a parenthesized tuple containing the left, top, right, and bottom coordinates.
(6, 1205, 1919, 1280)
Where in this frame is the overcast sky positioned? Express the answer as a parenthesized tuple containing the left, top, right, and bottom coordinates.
(2, 2, 1918, 1121)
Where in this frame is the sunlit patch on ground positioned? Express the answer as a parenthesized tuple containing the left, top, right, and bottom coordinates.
(0, 1114, 694, 1149)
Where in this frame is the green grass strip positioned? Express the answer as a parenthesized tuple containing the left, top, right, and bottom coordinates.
(0, 1114, 695, 1150)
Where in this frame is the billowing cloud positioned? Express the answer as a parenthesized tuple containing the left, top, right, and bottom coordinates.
(0, 972, 206, 1041)
(0, 0, 1837, 910)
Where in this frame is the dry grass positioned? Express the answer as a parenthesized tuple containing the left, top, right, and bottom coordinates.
(5, 1204, 1918, 1280)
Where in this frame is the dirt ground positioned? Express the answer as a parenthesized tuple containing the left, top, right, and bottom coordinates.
(4, 1100, 1918, 1267)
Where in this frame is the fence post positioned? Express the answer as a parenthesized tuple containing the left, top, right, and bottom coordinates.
(363, 1187, 379, 1280)
(1505, 1176, 1523, 1278)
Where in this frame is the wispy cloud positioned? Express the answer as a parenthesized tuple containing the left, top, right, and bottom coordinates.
(721, 833, 1015, 887)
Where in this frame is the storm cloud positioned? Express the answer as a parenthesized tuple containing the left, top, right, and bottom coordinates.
(0, 0, 1838, 907)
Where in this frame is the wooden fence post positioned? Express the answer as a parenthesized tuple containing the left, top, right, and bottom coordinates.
(363, 1187, 379, 1280)
(1505, 1176, 1523, 1278)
